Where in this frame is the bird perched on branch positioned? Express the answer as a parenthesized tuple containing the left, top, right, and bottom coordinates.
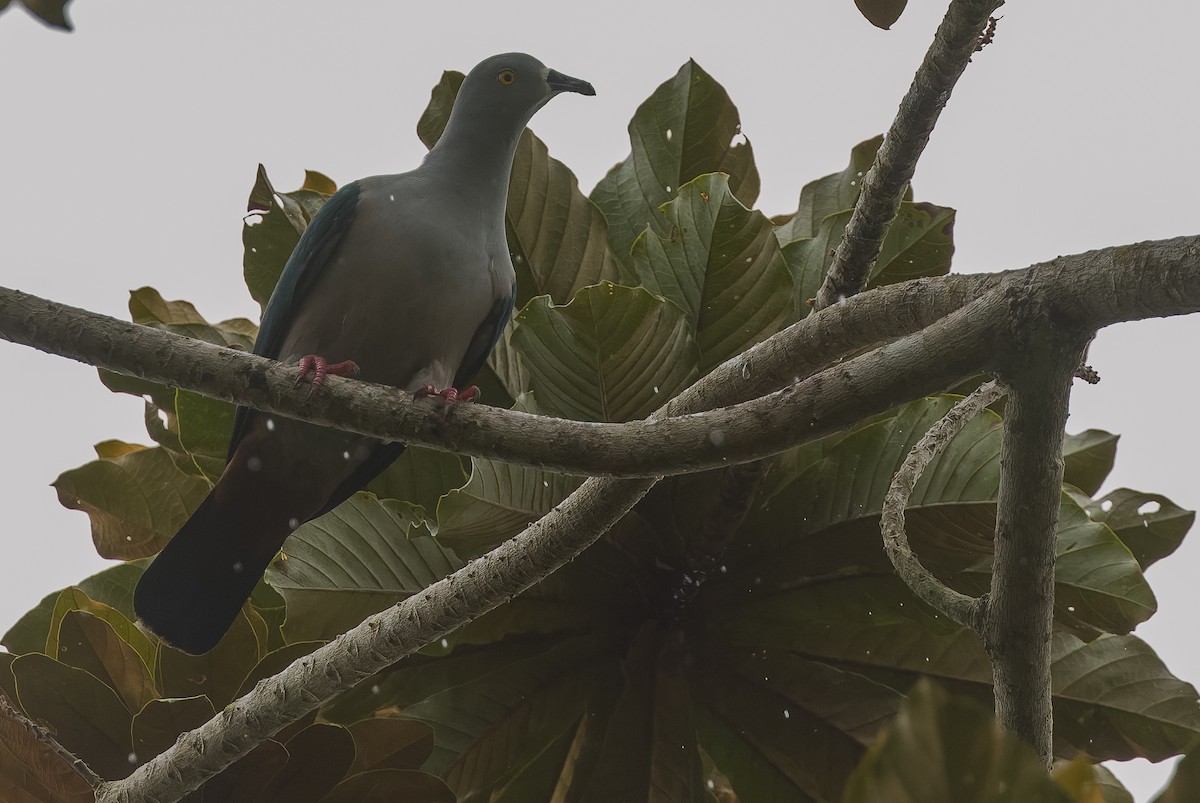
(134, 53, 595, 654)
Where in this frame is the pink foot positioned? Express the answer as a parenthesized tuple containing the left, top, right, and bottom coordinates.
(295, 355, 359, 389)
(415, 384, 480, 404)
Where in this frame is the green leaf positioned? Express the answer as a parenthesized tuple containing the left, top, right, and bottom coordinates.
(260, 723, 355, 803)
(631, 173, 795, 373)
(781, 201, 954, 308)
(774, 136, 887, 244)
(579, 625, 707, 803)
(243, 164, 336, 309)
(591, 60, 759, 267)
(436, 456, 582, 557)
(1062, 429, 1120, 495)
(405, 635, 614, 789)
(854, 0, 909, 30)
(235, 641, 324, 699)
(46, 587, 157, 674)
(367, 446, 467, 521)
(184, 739, 288, 803)
(842, 680, 1070, 802)
(347, 718, 436, 774)
(52, 444, 210, 560)
(13, 653, 134, 780)
(1, 562, 147, 656)
(320, 769, 456, 803)
(728, 396, 1154, 636)
(416, 71, 465, 148)
(55, 611, 156, 714)
(158, 607, 264, 709)
(0, 713, 94, 803)
(1050, 633, 1200, 762)
(131, 696, 216, 764)
(266, 494, 462, 643)
(957, 496, 1156, 636)
(8, 0, 73, 30)
(512, 283, 699, 422)
(1084, 488, 1194, 570)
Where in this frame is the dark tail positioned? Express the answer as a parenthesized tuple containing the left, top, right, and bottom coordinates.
(134, 489, 289, 655)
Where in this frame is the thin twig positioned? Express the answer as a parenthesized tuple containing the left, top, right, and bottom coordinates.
(880, 380, 1005, 628)
(814, 0, 1006, 310)
(0, 693, 106, 791)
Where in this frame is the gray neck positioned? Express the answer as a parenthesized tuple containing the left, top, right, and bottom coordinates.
(423, 104, 531, 223)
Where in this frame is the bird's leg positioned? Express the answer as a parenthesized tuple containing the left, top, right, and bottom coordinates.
(415, 384, 481, 404)
(294, 355, 360, 390)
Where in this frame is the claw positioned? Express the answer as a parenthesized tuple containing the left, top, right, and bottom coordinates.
(415, 384, 480, 405)
(295, 356, 359, 390)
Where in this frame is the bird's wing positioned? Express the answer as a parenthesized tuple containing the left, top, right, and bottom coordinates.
(227, 181, 361, 459)
(454, 282, 516, 388)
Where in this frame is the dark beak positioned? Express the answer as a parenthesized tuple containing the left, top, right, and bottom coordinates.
(547, 68, 595, 96)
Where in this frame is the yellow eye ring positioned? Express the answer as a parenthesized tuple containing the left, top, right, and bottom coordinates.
(497, 69, 517, 86)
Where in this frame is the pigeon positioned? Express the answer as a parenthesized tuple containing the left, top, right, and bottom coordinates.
(134, 52, 595, 654)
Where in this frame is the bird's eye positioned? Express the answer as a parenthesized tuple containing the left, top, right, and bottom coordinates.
(497, 69, 517, 86)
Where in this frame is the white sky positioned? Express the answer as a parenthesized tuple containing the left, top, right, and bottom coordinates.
(1, 1, 1197, 799)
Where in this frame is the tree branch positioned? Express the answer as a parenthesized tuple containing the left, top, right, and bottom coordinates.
(814, 0, 1006, 309)
(981, 279, 1092, 767)
(2, 236, 1198, 480)
(880, 380, 1005, 629)
(0, 693, 105, 792)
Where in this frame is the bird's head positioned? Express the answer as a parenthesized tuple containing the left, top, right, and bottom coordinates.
(454, 52, 595, 131)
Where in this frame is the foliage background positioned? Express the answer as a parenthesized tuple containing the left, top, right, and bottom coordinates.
(1, 1, 1199, 798)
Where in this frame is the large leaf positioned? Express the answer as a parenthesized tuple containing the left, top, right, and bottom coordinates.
(1, 562, 147, 656)
(12, 654, 134, 780)
(266, 494, 462, 643)
(1084, 488, 1193, 570)
(1062, 429, 1120, 495)
(709, 577, 1200, 762)
(404, 635, 614, 789)
(781, 200, 954, 308)
(631, 172, 795, 373)
(320, 770, 455, 803)
(367, 446, 467, 521)
(854, 0, 909, 30)
(727, 397, 1153, 636)
(260, 723, 356, 803)
(158, 607, 264, 709)
(591, 60, 759, 267)
(842, 680, 1072, 803)
(773, 136, 889, 244)
(54, 611, 156, 714)
(512, 283, 699, 422)
(52, 444, 210, 560)
(243, 165, 336, 309)
(131, 696, 216, 765)
(0, 713, 94, 803)
(436, 456, 583, 557)
(574, 627, 706, 803)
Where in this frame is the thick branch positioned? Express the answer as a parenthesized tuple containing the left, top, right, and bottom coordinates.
(2, 236, 1198, 478)
(814, 0, 1005, 309)
(981, 285, 1092, 767)
(880, 380, 1005, 628)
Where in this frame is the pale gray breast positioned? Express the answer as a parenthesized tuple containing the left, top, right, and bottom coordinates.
(277, 175, 507, 392)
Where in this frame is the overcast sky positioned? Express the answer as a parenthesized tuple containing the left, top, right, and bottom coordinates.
(1, 1, 1197, 798)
